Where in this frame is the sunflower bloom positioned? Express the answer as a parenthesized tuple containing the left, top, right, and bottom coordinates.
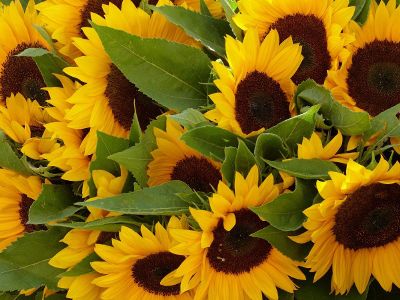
(148, 118, 222, 192)
(205, 29, 303, 137)
(292, 157, 400, 294)
(164, 166, 305, 300)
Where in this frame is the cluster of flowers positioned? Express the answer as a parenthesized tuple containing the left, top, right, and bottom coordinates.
(0, 0, 399, 299)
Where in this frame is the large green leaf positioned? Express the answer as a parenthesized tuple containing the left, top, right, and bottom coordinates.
(93, 24, 210, 111)
(0, 228, 67, 291)
(110, 117, 166, 187)
(0, 132, 33, 175)
(252, 226, 311, 261)
(77, 181, 192, 215)
(17, 48, 68, 87)
(181, 125, 247, 161)
(28, 185, 81, 225)
(350, 0, 372, 25)
(153, 6, 233, 57)
(296, 80, 370, 135)
(252, 179, 317, 231)
(88, 132, 129, 196)
(265, 159, 341, 180)
(266, 105, 318, 152)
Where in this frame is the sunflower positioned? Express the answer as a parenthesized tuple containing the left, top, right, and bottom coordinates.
(297, 131, 358, 163)
(0, 169, 43, 251)
(164, 166, 305, 300)
(234, 0, 355, 85)
(0, 93, 60, 160)
(326, 0, 400, 116)
(205, 29, 303, 137)
(147, 118, 222, 192)
(292, 157, 400, 294)
(43, 75, 94, 190)
(63, 0, 197, 155)
(36, 0, 124, 60)
(91, 218, 192, 300)
(0, 0, 50, 104)
(49, 168, 127, 300)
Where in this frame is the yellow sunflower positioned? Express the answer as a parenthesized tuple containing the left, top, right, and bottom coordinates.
(147, 118, 222, 192)
(326, 0, 400, 116)
(0, 169, 43, 251)
(234, 0, 355, 85)
(0, 93, 60, 160)
(0, 0, 50, 104)
(297, 131, 358, 163)
(205, 29, 303, 137)
(292, 157, 400, 294)
(36, 0, 124, 60)
(91, 218, 192, 300)
(63, 0, 197, 156)
(164, 166, 305, 300)
(50, 167, 127, 300)
(43, 75, 94, 188)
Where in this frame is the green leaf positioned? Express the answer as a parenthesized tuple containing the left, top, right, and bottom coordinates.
(181, 125, 247, 161)
(364, 104, 400, 141)
(296, 272, 370, 300)
(199, 0, 212, 16)
(220, 0, 243, 39)
(252, 179, 317, 231)
(54, 216, 141, 232)
(129, 109, 142, 146)
(252, 226, 311, 261)
(17, 48, 68, 87)
(28, 185, 81, 225)
(110, 117, 166, 187)
(352, 0, 371, 25)
(59, 252, 99, 278)
(254, 133, 289, 167)
(153, 6, 233, 57)
(266, 105, 318, 152)
(264, 159, 341, 180)
(0, 132, 33, 175)
(235, 140, 256, 176)
(88, 132, 129, 196)
(296, 80, 370, 136)
(169, 108, 210, 129)
(0, 228, 68, 291)
(94, 24, 210, 111)
(77, 181, 193, 215)
(221, 147, 237, 185)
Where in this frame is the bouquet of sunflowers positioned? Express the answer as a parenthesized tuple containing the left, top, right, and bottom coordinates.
(0, 0, 399, 298)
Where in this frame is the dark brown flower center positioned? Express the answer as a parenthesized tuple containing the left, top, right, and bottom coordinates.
(207, 209, 272, 274)
(347, 40, 400, 116)
(270, 14, 331, 85)
(79, 0, 124, 32)
(0, 43, 49, 105)
(171, 156, 221, 193)
(235, 71, 290, 134)
(30, 125, 46, 138)
(96, 231, 118, 244)
(132, 252, 185, 295)
(104, 64, 164, 131)
(333, 183, 400, 250)
(19, 195, 38, 233)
